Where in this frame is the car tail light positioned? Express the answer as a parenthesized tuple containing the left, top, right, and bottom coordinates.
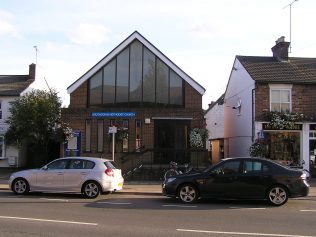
(300, 173, 307, 180)
(105, 168, 114, 177)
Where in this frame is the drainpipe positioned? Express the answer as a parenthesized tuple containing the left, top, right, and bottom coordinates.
(252, 88, 256, 142)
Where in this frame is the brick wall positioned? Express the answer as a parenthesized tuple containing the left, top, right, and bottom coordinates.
(62, 80, 204, 159)
(255, 83, 316, 120)
(69, 81, 87, 108)
(185, 82, 202, 109)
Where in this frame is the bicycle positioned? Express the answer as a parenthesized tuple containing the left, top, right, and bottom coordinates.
(163, 161, 199, 180)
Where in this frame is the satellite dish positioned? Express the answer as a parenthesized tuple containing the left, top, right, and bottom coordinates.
(233, 99, 242, 109)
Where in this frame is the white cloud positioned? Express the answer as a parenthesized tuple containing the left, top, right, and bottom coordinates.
(68, 23, 111, 46)
(190, 21, 217, 40)
(0, 10, 20, 38)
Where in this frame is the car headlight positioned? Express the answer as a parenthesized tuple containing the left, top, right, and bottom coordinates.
(166, 177, 176, 183)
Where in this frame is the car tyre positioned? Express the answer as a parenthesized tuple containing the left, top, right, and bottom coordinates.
(178, 184, 198, 203)
(267, 185, 288, 206)
(82, 181, 100, 199)
(12, 178, 30, 195)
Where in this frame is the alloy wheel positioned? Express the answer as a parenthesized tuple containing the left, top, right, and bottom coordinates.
(178, 184, 198, 203)
(268, 186, 288, 206)
(13, 179, 29, 194)
(83, 182, 100, 199)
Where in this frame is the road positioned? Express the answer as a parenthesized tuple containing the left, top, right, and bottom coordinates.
(0, 190, 316, 237)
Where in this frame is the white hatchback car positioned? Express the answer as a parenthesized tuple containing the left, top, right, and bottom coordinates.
(9, 157, 124, 198)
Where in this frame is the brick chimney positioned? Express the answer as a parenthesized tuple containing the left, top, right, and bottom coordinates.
(208, 101, 215, 109)
(29, 63, 36, 80)
(271, 36, 290, 61)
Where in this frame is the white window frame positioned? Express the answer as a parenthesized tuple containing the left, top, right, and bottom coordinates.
(269, 84, 292, 112)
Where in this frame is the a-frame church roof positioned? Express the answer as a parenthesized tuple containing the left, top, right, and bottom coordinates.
(67, 31, 206, 95)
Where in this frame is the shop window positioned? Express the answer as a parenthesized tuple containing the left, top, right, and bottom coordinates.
(85, 120, 91, 152)
(0, 136, 4, 158)
(265, 131, 300, 165)
(310, 132, 316, 138)
(269, 85, 292, 112)
(136, 120, 141, 151)
(97, 120, 104, 152)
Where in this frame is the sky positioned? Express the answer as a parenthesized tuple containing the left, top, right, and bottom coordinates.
(1, 0, 316, 109)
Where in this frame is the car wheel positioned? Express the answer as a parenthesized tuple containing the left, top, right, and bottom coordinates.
(12, 178, 30, 195)
(178, 184, 198, 203)
(82, 181, 100, 199)
(267, 185, 288, 206)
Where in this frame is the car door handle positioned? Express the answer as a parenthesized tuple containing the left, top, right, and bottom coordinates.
(57, 172, 64, 175)
(81, 172, 88, 175)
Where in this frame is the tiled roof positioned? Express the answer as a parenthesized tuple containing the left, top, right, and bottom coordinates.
(204, 93, 225, 114)
(236, 56, 316, 84)
(0, 75, 32, 96)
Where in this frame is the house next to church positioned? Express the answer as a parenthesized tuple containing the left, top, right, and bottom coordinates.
(0, 64, 36, 167)
(62, 31, 207, 180)
(224, 36, 316, 175)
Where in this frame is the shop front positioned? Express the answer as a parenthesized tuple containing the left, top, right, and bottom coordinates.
(258, 123, 315, 175)
(309, 124, 316, 176)
(264, 131, 301, 166)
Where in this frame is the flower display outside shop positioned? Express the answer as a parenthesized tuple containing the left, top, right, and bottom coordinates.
(249, 141, 268, 158)
(249, 111, 305, 163)
(189, 128, 208, 148)
(264, 111, 305, 130)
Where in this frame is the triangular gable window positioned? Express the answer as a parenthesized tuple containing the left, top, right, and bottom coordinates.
(88, 39, 183, 107)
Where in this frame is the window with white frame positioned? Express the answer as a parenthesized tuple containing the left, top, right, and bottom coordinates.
(269, 84, 292, 112)
(0, 136, 4, 158)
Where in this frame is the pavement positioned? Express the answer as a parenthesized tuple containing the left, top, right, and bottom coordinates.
(1, 168, 315, 197)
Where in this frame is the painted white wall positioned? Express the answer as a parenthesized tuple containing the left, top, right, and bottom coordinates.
(205, 100, 224, 163)
(224, 58, 255, 157)
(0, 96, 23, 167)
(205, 101, 224, 140)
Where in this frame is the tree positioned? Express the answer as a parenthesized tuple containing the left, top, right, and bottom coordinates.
(5, 89, 72, 166)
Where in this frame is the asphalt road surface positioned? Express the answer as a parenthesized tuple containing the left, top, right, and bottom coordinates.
(0, 190, 316, 237)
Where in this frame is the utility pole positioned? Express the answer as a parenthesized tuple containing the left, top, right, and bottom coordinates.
(283, 0, 299, 53)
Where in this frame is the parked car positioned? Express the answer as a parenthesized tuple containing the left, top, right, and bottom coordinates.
(162, 157, 309, 206)
(9, 157, 124, 198)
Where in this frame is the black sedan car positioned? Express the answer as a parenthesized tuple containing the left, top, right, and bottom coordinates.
(162, 157, 309, 206)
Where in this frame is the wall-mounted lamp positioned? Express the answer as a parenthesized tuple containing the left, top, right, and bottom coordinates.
(145, 118, 151, 124)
